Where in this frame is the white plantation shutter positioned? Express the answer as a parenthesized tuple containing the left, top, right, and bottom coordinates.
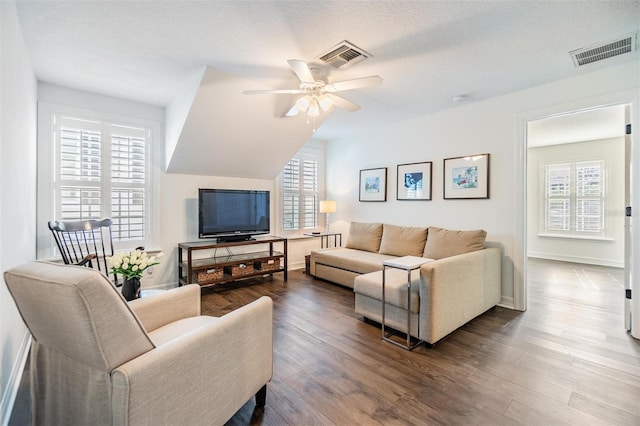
(283, 159, 300, 231)
(544, 160, 605, 236)
(546, 164, 570, 232)
(54, 115, 151, 243)
(576, 162, 604, 233)
(302, 160, 318, 228)
(281, 147, 322, 232)
(110, 128, 147, 240)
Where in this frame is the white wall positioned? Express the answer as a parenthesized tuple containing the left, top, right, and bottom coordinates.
(527, 138, 625, 267)
(325, 60, 640, 309)
(0, 1, 38, 423)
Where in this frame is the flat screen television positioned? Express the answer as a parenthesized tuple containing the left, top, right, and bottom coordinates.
(198, 189, 270, 241)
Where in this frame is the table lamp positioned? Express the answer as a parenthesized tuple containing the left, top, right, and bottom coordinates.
(319, 200, 336, 233)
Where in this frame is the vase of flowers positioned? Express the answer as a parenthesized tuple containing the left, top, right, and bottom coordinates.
(121, 276, 141, 301)
(108, 250, 163, 301)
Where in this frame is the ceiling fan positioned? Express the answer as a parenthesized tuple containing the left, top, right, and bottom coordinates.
(243, 59, 383, 118)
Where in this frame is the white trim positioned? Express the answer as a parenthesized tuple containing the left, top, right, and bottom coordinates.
(498, 296, 515, 310)
(0, 331, 31, 426)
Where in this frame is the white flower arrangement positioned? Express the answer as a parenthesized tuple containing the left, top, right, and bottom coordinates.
(108, 249, 163, 280)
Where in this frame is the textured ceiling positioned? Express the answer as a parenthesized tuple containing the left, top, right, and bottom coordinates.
(14, 0, 640, 175)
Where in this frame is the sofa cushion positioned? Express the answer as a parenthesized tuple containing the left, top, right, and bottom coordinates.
(312, 248, 397, 275)
(345, 222, 383, 252)
(378, 224, 428, 257)
(422, 226, 486, 259)
(353, 269, 421, 313)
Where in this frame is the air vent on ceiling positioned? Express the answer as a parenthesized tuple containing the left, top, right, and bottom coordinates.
(316, 40, 371, 69)
(570, 33, 637, 67)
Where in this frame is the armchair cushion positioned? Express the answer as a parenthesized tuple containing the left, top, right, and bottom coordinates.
(345, 222, 383, 252)
(129, 284, 201, 332)
(147, 316, 220, 346)
(422, 226, 486, 259)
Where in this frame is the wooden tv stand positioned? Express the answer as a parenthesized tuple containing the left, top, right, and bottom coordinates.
(178, 236, 287, 289)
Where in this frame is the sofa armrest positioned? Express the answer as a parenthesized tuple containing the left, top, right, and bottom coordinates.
(128, 284, 201, 332)
(112, 296, 273, 426)
(419, 247, 501, 343)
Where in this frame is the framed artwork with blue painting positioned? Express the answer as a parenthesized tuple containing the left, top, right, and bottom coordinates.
(359, 167, 387, 202)
(443, 153, 490, 199)
(397, 162, 432, 200)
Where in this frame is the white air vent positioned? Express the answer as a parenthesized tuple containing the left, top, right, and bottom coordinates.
(316, 40, 371, 69)
(570, 33, 637, 67)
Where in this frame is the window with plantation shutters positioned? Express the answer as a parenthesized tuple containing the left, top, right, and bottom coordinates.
(281, 147, 323, 233)
(53, 115, 151, 243)
(544, 160, 605, 237)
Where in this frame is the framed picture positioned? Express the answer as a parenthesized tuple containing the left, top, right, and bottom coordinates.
(397, 162, 432, 200)
(359, 167, 387, 202)
(443, 153, 490, 199)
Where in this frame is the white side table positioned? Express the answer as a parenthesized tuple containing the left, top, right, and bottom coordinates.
(382, 255, 434, 350)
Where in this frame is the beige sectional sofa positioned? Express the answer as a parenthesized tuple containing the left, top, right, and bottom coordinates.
(310, 222, 501, 345)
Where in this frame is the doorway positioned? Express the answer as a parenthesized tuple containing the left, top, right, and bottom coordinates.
(524, 103, 629, 325)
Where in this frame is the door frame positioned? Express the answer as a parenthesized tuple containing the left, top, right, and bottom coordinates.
(514, 90, 639, 340)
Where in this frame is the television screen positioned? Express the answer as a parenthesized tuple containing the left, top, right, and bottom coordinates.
(199, 189, 270, 240)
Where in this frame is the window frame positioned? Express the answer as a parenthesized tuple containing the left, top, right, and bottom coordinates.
(37, 102, 161, 259)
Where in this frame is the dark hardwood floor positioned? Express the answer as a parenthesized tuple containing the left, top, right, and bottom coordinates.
(9, 259, 640, 425)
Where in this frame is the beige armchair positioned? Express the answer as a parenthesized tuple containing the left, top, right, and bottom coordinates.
(4, 261, 273, 425)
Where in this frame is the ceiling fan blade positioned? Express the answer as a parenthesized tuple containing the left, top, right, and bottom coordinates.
(328, 94, 360, 112)
(284, 104, 300, 117)
(287, 59, 316, 84)
(324, 75, 383, 92)
(243, 89, 303, 95)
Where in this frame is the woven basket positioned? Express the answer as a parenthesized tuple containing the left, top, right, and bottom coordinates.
(225, 263, 254, 277)
(255, 258, 282, 271)
(194, 268, 223, 283)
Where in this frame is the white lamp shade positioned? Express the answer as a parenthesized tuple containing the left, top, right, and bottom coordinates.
(308, 99, 320, 117)
(318, 94, 333, 111)
(319, 200, 336, 213)
(295, 95, 311, 112)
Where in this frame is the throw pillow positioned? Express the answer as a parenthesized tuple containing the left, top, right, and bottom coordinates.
(345, 222, 384, 252)
(423, 226, 486, 259)
(378, 224, 428, 257)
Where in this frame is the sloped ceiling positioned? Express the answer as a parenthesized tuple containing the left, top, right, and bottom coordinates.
(14, 0, 640, 179)
(165, 66, 322, 178)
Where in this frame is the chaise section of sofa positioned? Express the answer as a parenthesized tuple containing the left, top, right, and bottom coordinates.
(354, 247, 501, 344)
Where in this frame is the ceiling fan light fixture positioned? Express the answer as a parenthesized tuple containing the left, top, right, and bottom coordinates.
(308, 99, 320, 117)
(318, 94, 332, 111)
(296, 95, 311, 111)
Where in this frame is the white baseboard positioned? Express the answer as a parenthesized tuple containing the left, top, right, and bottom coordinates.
(1, 330, 31, 426)
(288, 261, 304, 270)
(527, 252, 624, 268)
(498, 296, 516, 310)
